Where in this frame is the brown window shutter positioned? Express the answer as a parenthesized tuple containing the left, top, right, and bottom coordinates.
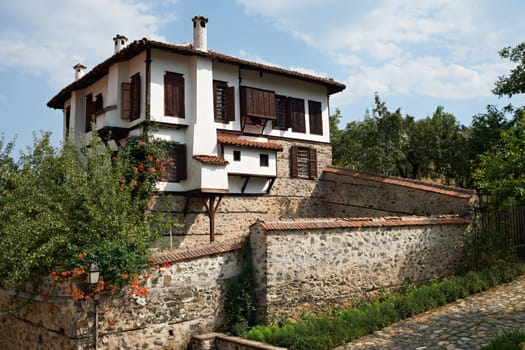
(164, 74, 175, 116)
(309, 147, 317, 179)
(308, 100, 323, 135)
(225, 86, 235, 122)
(240, 86, 276, 119)
(165, 72, 185, 118)
(121, 82, 131, 119)
(175, 144, 187, 181)
(290, 98, 305, 133)
(290, 145, 298, 178)
(130, 73, 141, 121)
(85, 93, 95, 132)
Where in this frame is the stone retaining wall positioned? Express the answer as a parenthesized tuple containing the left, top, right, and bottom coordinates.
(0, 240, 244, 350)
(250, 215, 470, 321)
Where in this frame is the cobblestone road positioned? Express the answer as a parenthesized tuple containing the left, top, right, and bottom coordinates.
(335, 275, 525, 350)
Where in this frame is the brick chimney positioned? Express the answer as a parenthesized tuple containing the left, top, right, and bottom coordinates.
(73, 63, 87, 81)
(113, 34, 128, 53)
(192, 16, 208, 52)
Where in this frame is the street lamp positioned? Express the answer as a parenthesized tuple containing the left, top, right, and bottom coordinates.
(88, 262, 101, 350)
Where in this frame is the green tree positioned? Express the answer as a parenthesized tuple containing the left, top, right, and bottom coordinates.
(474, 111, 525, 205)
(493, 43, 525, 98)
(0, 133, 170, 299)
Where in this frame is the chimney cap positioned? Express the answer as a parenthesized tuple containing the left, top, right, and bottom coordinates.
(113, 34, 128, 41)
(192, 16, 208, 26)
(73, 63, 87, 70)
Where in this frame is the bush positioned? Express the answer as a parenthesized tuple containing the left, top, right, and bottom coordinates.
(482, 331, 525, 350)
(0, 132, 172, 301)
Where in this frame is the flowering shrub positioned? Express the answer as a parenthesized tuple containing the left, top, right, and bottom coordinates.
(0, 132, 172, 307)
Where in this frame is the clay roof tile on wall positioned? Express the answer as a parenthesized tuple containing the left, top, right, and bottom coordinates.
(323, 166, 475, 199)
(193, 155, 229, 165)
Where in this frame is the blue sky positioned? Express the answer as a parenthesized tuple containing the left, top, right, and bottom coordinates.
(1, 0, 524, 153)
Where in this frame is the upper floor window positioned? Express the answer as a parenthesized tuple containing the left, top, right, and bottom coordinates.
(308, 100, 323, 135)
(214, 80, 235, 122)
(240, 86, 276, 121)
(260, 153, 269, 167)
(85, 93, 102, 132)
(121, 74, 141, 121)
(290, 146, 317, 179)
(164, 72, 185, 118)
(290, 97, 305, 133)
(163, 144, 187, 182)
(233, 150, 241, 161)
(273, 95, 289, 130)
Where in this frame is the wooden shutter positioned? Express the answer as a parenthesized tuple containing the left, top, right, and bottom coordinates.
(274, 95, 289, 129)
(175, 144, 187, 181)
(85, 93, 95, 132)
(121, 82, 131, 119)
(240, 86, 276, 119)
(130, 73, 141, 121)
(165, 72, 185, 118)
(308, 100, 323, 135)
(290, 145, 298, 178)
(290, 98, 305, 133)
(309, 147, 317, 179)
(225, 86, 235, 122)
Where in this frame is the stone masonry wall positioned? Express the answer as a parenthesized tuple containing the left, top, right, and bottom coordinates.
(0, 240, 244, 350)
(250, 215, 470, 321)
(318, 167, 475, 218)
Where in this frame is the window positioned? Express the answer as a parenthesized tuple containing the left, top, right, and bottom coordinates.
(290, 146, 317, 179)
(65, 107, 71, 139)
(163, 144, 187, 182)
(308, 100, 323, 135)
(164, 72, 185, 118)
(273, 95, 289, 130)
(260, 154, 269, 167)
(233, 150, 241, 161)
(130, 73, 141, 121)
(290, 98, 305, 133)
(240, 86, 276, 120)
(214, 80, 235, 122)
(85, 93, 95, 132)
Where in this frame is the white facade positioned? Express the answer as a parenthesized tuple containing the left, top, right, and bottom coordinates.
(49, 17, 345, 196)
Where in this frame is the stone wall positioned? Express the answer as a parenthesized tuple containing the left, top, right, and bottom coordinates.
(318, 167, 475, 218)
(0, 240, 244, 350)
(250, 215, 470, 321)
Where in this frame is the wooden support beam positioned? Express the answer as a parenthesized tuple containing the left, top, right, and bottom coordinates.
(202, 195, 223, 242)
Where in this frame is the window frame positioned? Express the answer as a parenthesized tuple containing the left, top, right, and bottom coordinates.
(308, 100, 323, 135)
(214, 80, 235, 122)
(290, 145, 317, 179)
(130, 73, 141, 121)
(259, 153, 269, 167)
(163, 144, 187, 183)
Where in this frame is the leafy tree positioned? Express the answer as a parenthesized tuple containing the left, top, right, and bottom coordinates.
(0, 132, 171, 300)
(493, 43, 525, 98)
(474, 111, 525, 205)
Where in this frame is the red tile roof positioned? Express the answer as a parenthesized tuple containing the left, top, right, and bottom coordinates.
(48, 38, 345, 109)
(258, 214, 470, 231)
(151, 239, 243, 264)
(193, 155, 229, 165)
(324, 166, 474, 199)
(217, 135, 283, 151)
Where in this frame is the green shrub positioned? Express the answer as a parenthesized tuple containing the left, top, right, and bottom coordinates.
(482, 331, 525, 350)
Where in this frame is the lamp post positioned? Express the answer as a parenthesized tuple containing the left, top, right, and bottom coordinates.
(88, 262, 100, 350)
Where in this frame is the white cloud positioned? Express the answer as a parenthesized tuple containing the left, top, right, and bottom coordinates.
(236, 0, 518, 103)
(0, 0, 170, 87)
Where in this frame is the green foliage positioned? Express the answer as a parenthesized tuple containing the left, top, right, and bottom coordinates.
(474, 112, 525, 205)
(223, 240, 257, 336)
(463, 218, 516, 272)
(493, 43, 525, 98)
(244, 263, 524, 349)
(0, 132, 170, 299)
(482, 332, 525, 350)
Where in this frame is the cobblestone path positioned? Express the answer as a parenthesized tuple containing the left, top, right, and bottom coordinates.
(335, 275, 525, 350)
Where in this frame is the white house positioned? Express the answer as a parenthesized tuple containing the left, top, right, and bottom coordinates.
(48, 16, 345, 243)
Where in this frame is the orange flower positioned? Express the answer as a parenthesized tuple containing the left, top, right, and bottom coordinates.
(148, 167, 156, 174)
(131, 179, 139, 187)
(147, 155, 154, 162)
(132, 167, 138, 173)
(138, 163, 144, 171)
(138, 141, 146, 146)
(77, 252, 87, 260)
